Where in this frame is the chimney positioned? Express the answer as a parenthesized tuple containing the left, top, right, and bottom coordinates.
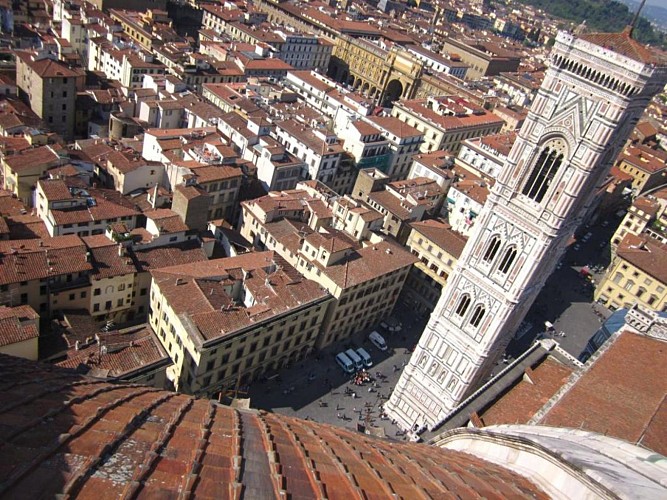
(118, 244, 125, 257)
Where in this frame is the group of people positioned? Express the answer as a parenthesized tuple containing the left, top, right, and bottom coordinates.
(351, 369, 372, 386)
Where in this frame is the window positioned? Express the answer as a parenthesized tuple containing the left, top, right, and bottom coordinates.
(469, 305, 485, 328)
(522, 140, 566, 203)
(624, 280, 635, 291)
(80, 291, 87, 298)
(483, 236, 501, 263)
(636, 287, 646, 298)
(648, 295, 658, 306)
(612, 272, 623, 284)
(94, 288, 101, 296)
(497, 247, 517, 274)
(455, 295, 470, 316)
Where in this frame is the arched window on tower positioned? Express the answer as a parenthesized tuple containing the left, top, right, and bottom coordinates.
(455, 295, 471, 316)
(483, 235, 501, 263)
(469, 305, 486, 328)
(522, 139, 567, 203)
(497, 247, 517, 274)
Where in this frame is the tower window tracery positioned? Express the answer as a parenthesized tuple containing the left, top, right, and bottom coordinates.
(455, 295, 471, 316)
(482, 235, 501, 263)
(522, 139, 567, 203)
(469, 305, 485, 328)
(497, 247, 517, 275)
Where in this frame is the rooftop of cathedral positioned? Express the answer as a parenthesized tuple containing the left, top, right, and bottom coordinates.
(0, 353, 545, 498)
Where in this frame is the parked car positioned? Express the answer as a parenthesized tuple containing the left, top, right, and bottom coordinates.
(369, 331, 388, 351)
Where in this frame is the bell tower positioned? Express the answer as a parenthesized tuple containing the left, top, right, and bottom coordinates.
(386, 29, 667, 431)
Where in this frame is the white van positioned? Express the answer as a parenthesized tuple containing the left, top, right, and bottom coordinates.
(369, 331, 387, 351)
(345, 349, 364, 370)
(335, 352, 355, 374)
(356, 347, 372, 367)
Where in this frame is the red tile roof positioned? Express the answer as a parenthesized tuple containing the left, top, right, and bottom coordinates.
(540, 331, 667, 455)
(0, 354, 545, 498)
(579, 27, 660, 64)
(0, 305, 39, 347)
(151, 252, 330, 343)
(0, 236, 91, 285)
(410, 219, 468, 257)
(616, 233, 667, 285)
(55, 325, 169, 379)
(3, 145, 61, 173)
(480, 358, 574, 426)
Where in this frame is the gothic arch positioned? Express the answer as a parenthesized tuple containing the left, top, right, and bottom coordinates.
(482, 235, 502, 263)
(521, 136, 569, 204)
(497, 246, 518, 274)
(455, 294, 471, 316)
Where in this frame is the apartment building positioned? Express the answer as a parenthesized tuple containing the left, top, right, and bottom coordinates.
(595, 234, 667, 312)
(2, 146, 62, 206)
(615, 145, 667, 195)
(408, 150, 456, 190)
(446, 168, 490, 237)
(610, 186, 667, 249)
(87, 237, 137, 323)
(103, 149, 165, 195)
(365, 177, 445, 244)
(255, 136, 305, 192)
(392, 96, 504, 154)
(274, 119, 342, 184)
(55, 325, 171, 387)
(401, 219, 467, 314)
(0, 305, 40, 360)
(149, 252, 332, 395)
(441, 37, 521, 79)
(240, 187, 417, 347)
(365, 116, 423, 180)
(407, 45, 469, 79)
(35, 179, 139, 237)
(15, 52, 84, 140)
(456, 132, 516, 181)
(340, 120, 391, 171)
(0, 235, 91, 316)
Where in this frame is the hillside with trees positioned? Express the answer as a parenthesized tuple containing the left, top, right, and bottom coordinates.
(515, 0, 666, 48)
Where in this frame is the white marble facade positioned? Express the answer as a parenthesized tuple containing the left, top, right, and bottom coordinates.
(386, 30, 667, 431)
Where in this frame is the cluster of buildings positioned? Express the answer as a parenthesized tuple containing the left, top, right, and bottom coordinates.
(0, 0, 664, 496)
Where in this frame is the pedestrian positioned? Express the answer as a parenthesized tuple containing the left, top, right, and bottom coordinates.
(337, 412, 341, 419)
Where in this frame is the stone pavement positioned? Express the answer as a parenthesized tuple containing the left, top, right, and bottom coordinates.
(247, 309, 429, 439)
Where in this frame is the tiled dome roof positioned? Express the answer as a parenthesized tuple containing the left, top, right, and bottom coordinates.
(0, 354, 544, 498)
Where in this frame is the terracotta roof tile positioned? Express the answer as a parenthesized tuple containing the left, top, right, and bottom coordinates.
(540, 331, 667, 455)
(0, 354, 546, 498)
(55, 325, 169, 379)
(580, 27, 661, 64)
(0, 305, 39, 347)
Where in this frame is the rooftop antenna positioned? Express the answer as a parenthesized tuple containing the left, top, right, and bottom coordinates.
(629, 0, 647, 37)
